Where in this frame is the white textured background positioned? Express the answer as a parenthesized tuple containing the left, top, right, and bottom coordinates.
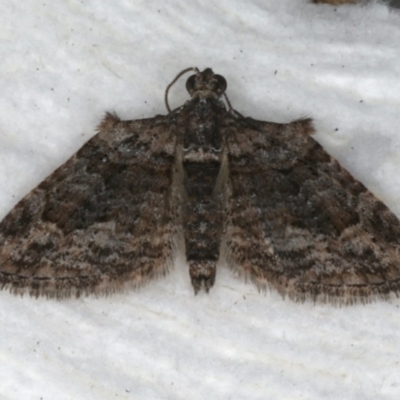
(1, 1, 400, 399)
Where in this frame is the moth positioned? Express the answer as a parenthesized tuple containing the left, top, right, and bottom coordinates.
(1, 67, 400, 303)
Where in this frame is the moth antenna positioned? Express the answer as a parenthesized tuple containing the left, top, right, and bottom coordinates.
(223, 93, 245, 118)
(223, 93, 234, 113)
(164, 67, 199, 113)
(223, 92, 244, 118)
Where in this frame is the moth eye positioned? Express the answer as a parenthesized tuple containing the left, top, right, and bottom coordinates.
(186, 75, 197, 96)
(214, 75, 227, 95)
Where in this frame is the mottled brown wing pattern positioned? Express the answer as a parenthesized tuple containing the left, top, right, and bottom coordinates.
(222, 117, 400, 303)
(0, 112, 181, 298)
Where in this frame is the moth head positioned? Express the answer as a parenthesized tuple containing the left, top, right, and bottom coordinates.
(186, 68, 227, 98)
